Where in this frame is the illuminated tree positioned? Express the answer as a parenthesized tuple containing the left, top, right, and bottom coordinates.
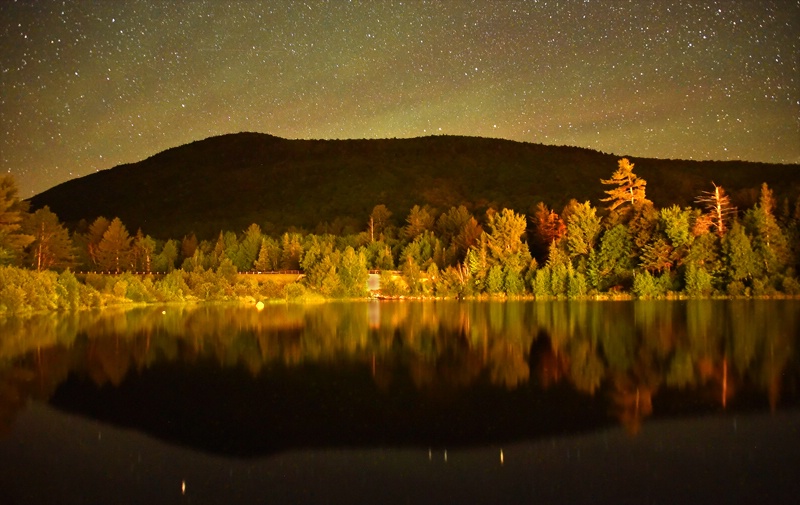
(723, 221, 761, 283)
(696, 182, 736, 237)
(565, 201, 601, 259)
(96, 217, 133, 273)
(530, 202, 566, 260)
(485, 208, 530, 263)
(153, 239, 178, 273)
(235, 223, 263, 271)
(0, 175, 34, 265)
(22, 206, 74, 271)
(639, 239, 674, 273)
(337, 246, 369, 297)
(437, 205, 482, 261)
(255, 237, 281, 271)
(368, 204, 392, 242)
(280, 232, 303, 270)
(744, 183, 790, 275)
(84, 216, 111, 270)
(131, 231, 156, 274)
(402, 205, 435, 241)
(601, 158, 648, 212)
(587, 224, 633, 290)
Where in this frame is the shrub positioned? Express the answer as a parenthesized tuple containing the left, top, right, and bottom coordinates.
(485, 265, 504, 294)
(726, 280, 747, 297)
(781, 275, 800, 295)
(56, 270, 81, 310)
(283, 282, 307, 301)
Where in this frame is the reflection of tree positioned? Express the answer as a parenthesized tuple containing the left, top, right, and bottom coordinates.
(488, 342, 529, 389)
(86, 336, 132, 387)
(531, 331, 568, 389)
(0, 299, 797, 436)
(567, 339, 604, 395)
(609, 347, 662, 435)
(0, 345, 71, 435)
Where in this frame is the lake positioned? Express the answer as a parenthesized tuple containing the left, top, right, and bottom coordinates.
(0, 300, 798, 504)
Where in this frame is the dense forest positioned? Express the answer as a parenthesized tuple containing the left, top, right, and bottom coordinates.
(1, 153, 799, 314)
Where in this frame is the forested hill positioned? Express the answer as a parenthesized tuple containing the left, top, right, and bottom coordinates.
(28, 132, 800, 239)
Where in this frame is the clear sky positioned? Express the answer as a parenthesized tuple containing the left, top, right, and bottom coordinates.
(2, 0, 798, 197)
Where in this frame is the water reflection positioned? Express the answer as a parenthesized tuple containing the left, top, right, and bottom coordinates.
(0, 300, 798, 443)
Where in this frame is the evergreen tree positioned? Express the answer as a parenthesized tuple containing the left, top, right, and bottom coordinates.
(22, 206, 74, 271)
(131, 232, 156, 273)
(684, 263, 714, 297)
(84, 216, 111, 270)
(589, 224, 634, 290)
(235, 223, 263, 271)
(565, 201, 601, 259)
(96, 217, 133, 273)
(280, 232, 304, 270)
(255, 237, 281, 271)
(402, 205, 436, 241)
(485, 265, 504, 294)
(400, 230, 440, 270)
(0, 175, 34, 265)
(368, 204, 392, 242)
(154, 239, 179, 273)
(744, 183, 790, 275)
(181, 233, 198, 262)
(600, 158, 648, 213)
(546, 241, 571, 296)
(437, 205, 482, 262)
(338, 246, 369, 297)
(485, 208, 532, 266)
(639, 239, 674, 273)
(659, 205, 694, 250)
(723, 221, 761, 284)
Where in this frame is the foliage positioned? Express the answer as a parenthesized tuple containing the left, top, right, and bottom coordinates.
(0, 175, 35, 265)
(22, 206, 74, 271)
(2, 158, 800, 315)
(565, 201, 601, 259)
(96, 217, 133, 273)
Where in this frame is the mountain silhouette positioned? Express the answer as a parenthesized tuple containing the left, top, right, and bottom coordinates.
(28, 133, 799, 238)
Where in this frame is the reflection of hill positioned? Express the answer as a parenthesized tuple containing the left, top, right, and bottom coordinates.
(49, 359, 612, 458)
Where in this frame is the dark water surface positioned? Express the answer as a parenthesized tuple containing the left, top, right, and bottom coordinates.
(1, 300, 798, 504)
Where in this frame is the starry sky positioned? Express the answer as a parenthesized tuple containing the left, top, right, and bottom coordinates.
(2, 0, 798, 197)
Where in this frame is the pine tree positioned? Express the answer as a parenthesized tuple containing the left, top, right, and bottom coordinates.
(84, 216, 110, 270)
(96, 217, 133, 273)
(0, 175, 34, 265)
(600, 158, 648, 212)
(22, 206, 74, 271)
(565, 201, 601, 259)
(132, 231, 156, 273)
(744, 183, 790, 275)
(368, 204, 392, 242)
(402, 205, 435, 241)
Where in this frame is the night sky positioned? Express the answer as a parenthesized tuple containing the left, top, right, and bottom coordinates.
(2, 1, 798, 197)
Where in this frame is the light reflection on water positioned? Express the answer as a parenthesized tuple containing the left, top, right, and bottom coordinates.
(0, 300, 798, 503)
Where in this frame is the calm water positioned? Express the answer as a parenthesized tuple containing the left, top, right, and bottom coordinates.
(0, 300, 798, 504)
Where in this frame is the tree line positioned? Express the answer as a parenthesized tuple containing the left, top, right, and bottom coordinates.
(1, 158, 799, 313)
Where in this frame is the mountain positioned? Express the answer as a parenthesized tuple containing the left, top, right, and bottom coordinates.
(28, 132, 800, 239)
